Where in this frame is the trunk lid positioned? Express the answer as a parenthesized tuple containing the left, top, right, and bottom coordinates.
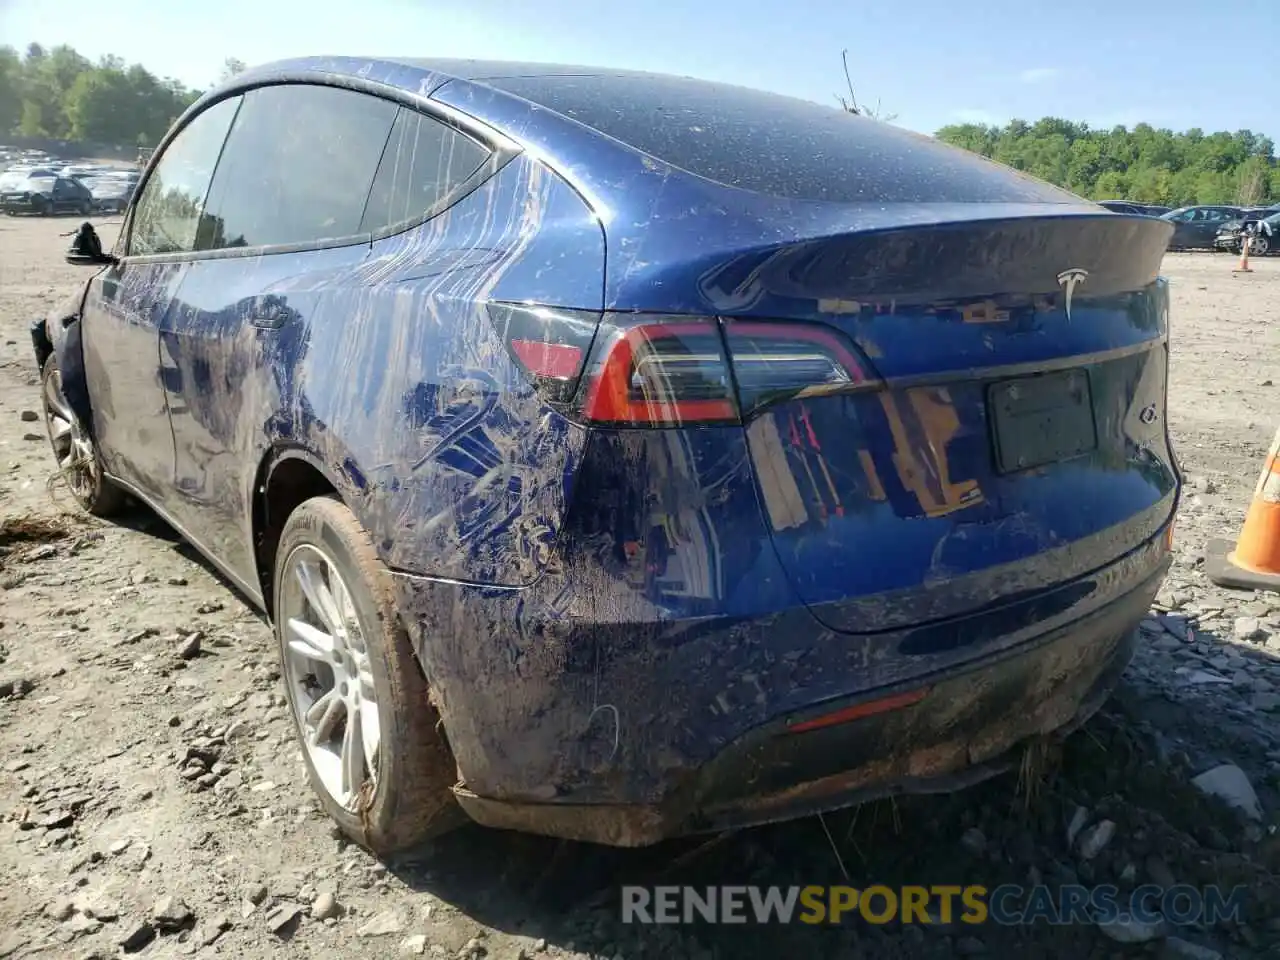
(724, 213, 1177, 633)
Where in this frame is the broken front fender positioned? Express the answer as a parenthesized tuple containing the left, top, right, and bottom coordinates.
(32, 278, 96, 429)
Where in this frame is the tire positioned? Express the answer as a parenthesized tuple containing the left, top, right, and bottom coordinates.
(40, 355, 127, 517)
(1250, 234, 1270, 257)
(273, 495, 464, 855)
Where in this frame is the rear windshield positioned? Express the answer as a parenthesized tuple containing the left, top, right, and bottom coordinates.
(485, 74, 1077, 204)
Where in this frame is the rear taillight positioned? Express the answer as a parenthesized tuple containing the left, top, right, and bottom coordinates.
(487, 302, 599, 404)
(723, 321, 877, 419)
(579, 319, 738, 426)
(489, 304, 881, 427)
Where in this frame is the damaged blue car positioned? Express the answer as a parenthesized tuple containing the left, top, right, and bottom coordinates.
(32, 57, 1180, 854)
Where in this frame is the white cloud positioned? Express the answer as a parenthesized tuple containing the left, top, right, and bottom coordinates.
(1019, 67, 1062, 84)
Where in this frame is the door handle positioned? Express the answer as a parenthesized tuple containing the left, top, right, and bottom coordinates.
(240, 293, 290, 330)
(248, 306, 287, 329)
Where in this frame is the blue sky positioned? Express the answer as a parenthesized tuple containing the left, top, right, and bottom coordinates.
(3, 0, 1277, 140)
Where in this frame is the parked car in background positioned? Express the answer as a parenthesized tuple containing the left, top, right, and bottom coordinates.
(1215, 210, 1280, 255)
(60, 165, 106, 179)
(2, 174, 94, 216)
(1097, 200, 1148, 215)
(1160, 205, 1247, 250)
(1097, 201, 1170, 217)
(0, 170, 29, 192)
(81, 175, 136, 213)
(36, 57, 1179, 855)
(3, 166, 59, 182)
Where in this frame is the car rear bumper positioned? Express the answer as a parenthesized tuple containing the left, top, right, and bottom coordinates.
(444, 558, 1161, 845)
(393, 526, 1171, 846)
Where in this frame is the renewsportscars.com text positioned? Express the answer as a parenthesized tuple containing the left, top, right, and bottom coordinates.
(620, 884, 1247, 926)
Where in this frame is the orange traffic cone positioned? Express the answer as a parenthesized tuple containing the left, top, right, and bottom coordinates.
(1233, 234, 1253, 273)
(1206, 427, 1280, 590)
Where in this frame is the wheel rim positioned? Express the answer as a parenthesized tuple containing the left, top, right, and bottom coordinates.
(42, 369, 97, 502)
(1252, 236, 1269, 256)
(278, 543, 381, 810)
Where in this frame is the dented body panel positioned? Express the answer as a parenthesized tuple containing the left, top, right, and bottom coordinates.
(53, 56, 1180, 846)
(32, 277, 96, 427)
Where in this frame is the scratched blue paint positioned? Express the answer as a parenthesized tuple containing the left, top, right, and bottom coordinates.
(51, 57, 1181, 843)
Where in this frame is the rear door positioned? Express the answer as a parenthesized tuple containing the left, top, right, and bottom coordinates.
(1166, 208, 1203, 247)
(157, 83, 401, 584)
(80, 95, 241, 503)
(1189, 207, 1237, 246)
(50, 178, 81, 212)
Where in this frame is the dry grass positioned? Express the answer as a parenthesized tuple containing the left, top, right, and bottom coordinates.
(0, 511, 83, 547)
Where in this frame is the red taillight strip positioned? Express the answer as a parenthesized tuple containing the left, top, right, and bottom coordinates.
(786, 687, 930, 734)
(579, 322, 738, 426)
(510, 339, 583, 381)
(724, 320, 874, 384)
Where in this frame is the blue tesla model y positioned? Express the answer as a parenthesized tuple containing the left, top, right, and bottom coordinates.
(33, 57, 1179, 854)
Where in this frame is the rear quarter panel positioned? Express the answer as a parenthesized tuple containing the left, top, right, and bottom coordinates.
(296, 152, 605, 586)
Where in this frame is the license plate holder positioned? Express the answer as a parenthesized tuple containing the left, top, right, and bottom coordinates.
(988, 370, 1097, 474)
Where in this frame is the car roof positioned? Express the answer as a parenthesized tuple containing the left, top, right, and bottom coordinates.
(388, 57, 654, 78)
(229, 56, 733, 97)
(214, 56, 1087, 212)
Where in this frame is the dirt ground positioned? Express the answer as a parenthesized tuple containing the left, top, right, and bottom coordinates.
(1, 216, 1279, 960)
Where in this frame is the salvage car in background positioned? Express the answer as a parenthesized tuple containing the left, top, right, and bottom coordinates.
(80, 174, 137, 214)
(1215, 210, 1280, 256)
(34, 57, 1180, 855)
(2, 174, 93, 216)
(1160, 204, 1248, 250)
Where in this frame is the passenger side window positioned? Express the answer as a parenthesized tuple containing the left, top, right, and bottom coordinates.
(129, 96, 242, 256)
(359, 107, 491, 234)
(197, 84, 399, 251)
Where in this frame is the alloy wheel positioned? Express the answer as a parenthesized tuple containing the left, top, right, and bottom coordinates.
(277, 543, 381, 810)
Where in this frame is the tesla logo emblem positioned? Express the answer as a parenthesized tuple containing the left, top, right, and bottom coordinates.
(1056, 268, 1089, 322)
(1139, 404, 1158, 425)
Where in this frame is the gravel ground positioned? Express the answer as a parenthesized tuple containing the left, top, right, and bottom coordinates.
(1, 216, 1279, 960)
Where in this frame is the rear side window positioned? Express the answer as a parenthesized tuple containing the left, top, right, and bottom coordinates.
(130, 96, 242, 256)
(359, 107, 490, 233)
(486, 74, 1080, 204)
(197, 84, 399, 251)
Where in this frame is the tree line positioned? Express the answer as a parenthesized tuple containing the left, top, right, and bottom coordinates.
(0, 44, 247, 148)
(935, 118, 1278, 207)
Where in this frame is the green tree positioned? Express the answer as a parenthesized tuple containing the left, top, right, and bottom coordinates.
(1236, 156, 1270, 205)
(936, 117, 1277, 206)
(0, 43, 202, 146)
